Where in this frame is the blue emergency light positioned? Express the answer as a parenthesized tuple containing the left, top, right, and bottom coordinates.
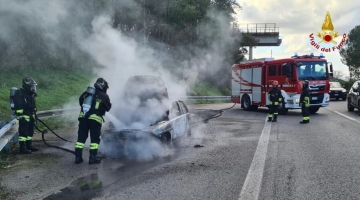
(319, 53, 325, 58)
(294, 53, 298, 57)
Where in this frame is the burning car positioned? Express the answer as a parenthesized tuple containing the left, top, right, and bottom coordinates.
(101, 75, 192, 145)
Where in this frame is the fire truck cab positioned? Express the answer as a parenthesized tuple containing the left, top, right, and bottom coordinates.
(231, 53, 333, 115)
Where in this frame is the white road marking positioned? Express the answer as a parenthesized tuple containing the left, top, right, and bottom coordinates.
(325, 107, 360, 124)
(238, 116, 272, 200)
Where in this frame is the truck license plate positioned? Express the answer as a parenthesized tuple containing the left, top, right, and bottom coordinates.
(335, 94, 339, 96)
(312, 97, 317, 100)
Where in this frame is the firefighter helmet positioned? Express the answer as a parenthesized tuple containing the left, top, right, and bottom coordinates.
(303, 80, 309, 88)
(272, 80, 279, 86)
(94, 78, 109, 93)
(22, 77, 37, 93)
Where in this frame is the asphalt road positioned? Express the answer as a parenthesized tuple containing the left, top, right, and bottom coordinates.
(3, 101, 360, 200)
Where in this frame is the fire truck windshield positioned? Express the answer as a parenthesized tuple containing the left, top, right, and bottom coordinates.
(296, 61, 328, 80)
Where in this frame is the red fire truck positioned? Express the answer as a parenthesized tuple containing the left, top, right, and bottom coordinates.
(231, 53, 333, 115)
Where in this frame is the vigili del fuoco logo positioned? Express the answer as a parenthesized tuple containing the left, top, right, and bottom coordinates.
(309, 11, 347, 52)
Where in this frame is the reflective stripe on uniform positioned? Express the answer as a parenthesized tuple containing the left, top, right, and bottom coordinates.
(270, 101, 280, 105)
(27, 136, 32, 141)
(90, 143, 99, 150)
(89, 114, 102, 124)
(268, 114, 273, 117)
(79, 111, 84, 118)
(19, 136, 27, 142)
(303, 116, 310, 120)
(16, 115, 30, 122)
(304, 97, 310, 107)
(75, 142, 85, 149)
(95, 99, 101, 109)
(15, 109, 24, 114)
(274, 112, 278, 115)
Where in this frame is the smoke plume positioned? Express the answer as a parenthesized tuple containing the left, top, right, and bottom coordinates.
(0, 0, 239, 161)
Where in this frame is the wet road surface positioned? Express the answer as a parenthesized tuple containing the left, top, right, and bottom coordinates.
(4, 101, 360, 200)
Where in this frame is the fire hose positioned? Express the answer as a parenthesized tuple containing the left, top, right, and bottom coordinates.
(32, 103, 237, 155)
(34, 118, 76, 155)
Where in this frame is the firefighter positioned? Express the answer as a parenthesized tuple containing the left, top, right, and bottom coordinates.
(75, 78, 112, 164)
(299, 80, 310, 124)
(14, 77, 39, 154)
(267, 80, 282, 122)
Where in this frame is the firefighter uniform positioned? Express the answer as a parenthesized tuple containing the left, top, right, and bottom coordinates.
(14, 77, 40, 154)
(75, 78, 112, 164)
(300, 80, 310, 124)
(268, 81, 282, 122)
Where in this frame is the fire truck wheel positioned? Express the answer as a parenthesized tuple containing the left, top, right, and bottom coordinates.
(241, 95, 252, 111)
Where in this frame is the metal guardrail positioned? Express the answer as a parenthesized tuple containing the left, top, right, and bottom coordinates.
(0, 96, 231, 155)
(183, 96, 231, 101)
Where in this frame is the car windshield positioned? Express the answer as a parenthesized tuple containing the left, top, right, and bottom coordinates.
(330, 82, 342, 88)
(296, 61, 328, 80)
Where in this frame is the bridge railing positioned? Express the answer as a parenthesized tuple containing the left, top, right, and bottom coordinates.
(231, 23, 280, 34)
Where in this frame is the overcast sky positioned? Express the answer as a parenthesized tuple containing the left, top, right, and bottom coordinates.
(235, 0, 360, 77)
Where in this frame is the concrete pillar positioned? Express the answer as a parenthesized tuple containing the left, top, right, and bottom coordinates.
(249, 46, 253, 60)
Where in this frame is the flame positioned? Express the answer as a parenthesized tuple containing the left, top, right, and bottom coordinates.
(321, 11, 334, 31)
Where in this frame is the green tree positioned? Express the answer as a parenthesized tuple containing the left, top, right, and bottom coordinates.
(339, 25, 360, 79)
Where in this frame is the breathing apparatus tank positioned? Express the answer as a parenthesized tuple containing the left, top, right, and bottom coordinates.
(10, 87, 18, 110)
(82, 86, 95, 116)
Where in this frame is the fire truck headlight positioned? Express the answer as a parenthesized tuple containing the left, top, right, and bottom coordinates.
(295, 98, 300, 103)
(342, 89, 346, 93)
(326, 96, 330, 101)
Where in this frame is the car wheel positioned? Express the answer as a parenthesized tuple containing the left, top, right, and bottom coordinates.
(348, 99, 354, 112)
(161, 132, 171, 143)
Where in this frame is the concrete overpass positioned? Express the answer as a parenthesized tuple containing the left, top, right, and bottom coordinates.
(231, 23, 282, 60)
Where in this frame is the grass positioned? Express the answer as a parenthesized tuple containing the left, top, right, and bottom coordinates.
(0, 68, 92, 130)
(188, 81, 231, 104)
(0, 189, 7, 200)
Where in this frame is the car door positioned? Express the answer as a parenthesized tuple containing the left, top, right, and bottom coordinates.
(178, 100, 190, 134)
(350, 82, 359, 107)
(355, 81, 360, 108)
(169, 101, 182, 139)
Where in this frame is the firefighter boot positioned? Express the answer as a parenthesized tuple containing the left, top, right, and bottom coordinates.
(299, 120, 309, 124)
(272, 115, 277, 122)
(75, 148, 83, 164)
(19, 141, 31, 154)
(267, 117, 272, 122)
(89, 150, 101, 164)
(26, 140, 39, 152)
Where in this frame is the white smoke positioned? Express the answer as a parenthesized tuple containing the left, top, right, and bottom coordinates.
(0, 0, 239, 161)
